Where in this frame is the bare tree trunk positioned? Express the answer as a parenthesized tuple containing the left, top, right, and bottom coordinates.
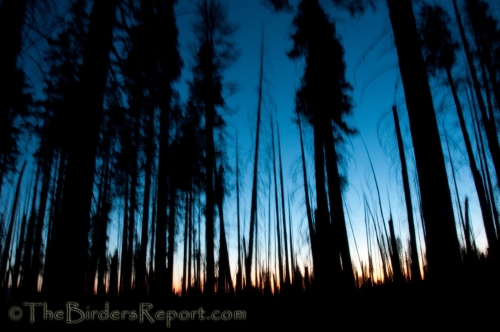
(387, 0, 461, 280)
(392, 106, 421, 281)
(97, 160, 111, 297)
(446, 66, 497, 253)
(467, 0, 500, 128)
(167, 186, 177, 295)
(388, 214, 403, 283)
(277, 125, 291, 287)
(235, 135, 243, 294)
(197, 199, 202, 292)
(12, 212, 27, 292)
(0, 161, 26, 292)
(87, 170, 105, 295)
(21, 166, 40, 294)
(182, 192, 189, 297)
(245, 36, 264, 290)
(121, 175, 130, 295)
(323, 120, 353, 286)
(109, 250, 119, 298)
(288, 196, 295, 286)
(216, 166, 233, 296)
(297, 114, 317, 281)
(205, 100, 216, 297)
(188, 192, 193, 294)
(271, 121, 284, 290)
(42, 152, 66, 293)
(444, 130, 468, 255)
(155, 106, 170, 298)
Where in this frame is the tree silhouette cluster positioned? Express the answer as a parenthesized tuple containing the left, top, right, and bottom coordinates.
(0, 0, 499, 321)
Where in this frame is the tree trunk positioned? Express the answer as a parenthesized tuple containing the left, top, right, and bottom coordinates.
(277, 125, 291, 287)
(235, 135, 243, 294)
(0, 0, 28, 191)
(0, 161, 26, 290)
(155, 104, 170, 299)
(245, 37, 264, 290)
(137, 137, 152, 296)
(128, 166, 138, 293)
(452, 0, 500, 187)
(167, 186, 177, 295)
(121, 175, 130, 295)
(204, 101, 216, 297)
(271, 121, 284, 290)
(388, 214, 403, 283)
(21, 165, 40, 294)
(392, 105, 421, 282)
(42, 0, 118, 300)
(387, 0, 461, 280)
(188, 192, 194, 294)
(12, 212, 27, 292)
(216, 166, 233, 295)
(323, 120, 353, 286)
(445, 66, 497, 254)
(297, 114, 317, 276)
(97, 160, 111, 297)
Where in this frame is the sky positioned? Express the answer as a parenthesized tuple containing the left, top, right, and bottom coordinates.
(3, 0, 499, 289)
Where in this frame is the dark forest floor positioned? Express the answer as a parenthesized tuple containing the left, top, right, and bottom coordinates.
(2, 276, 499, 331)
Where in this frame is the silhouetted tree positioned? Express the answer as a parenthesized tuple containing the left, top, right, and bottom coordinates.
(321, 0, 462, 284)
(296, 112, 317, 279)
(0, 161, 26, 291)
(465, 0, 500, 121)
(277, 125, 291, 287)
(452, 0, 500, 194)
(288, 0, 355, 290)
(271, 119, 284, 290)
(392, 106, 421, 282)
(386, 0, 461, 280)
(42, 0, 119, 299)
(245, 34, 265, 290)
(120, 0, 184, 297)
(189, 0, 238, 297)
(148, 0, 182, 299)
(419, 3, 498, 257)
(0, 0, 31, 193)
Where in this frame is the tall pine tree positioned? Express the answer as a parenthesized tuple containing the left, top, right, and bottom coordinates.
(288, 0, 355, 290)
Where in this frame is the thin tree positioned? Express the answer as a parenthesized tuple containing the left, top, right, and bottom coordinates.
(296, 112, 317, 277)
(245, 32, 265, 291)
(0, 161, 27, 291)
(277, 125, 291, 287)
(392, 106, 421, 282)
(235, 133, 243, 294)
(271, 119, 284, 290)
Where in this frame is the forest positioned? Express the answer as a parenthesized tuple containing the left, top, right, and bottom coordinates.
(1, 0, 500, 329)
